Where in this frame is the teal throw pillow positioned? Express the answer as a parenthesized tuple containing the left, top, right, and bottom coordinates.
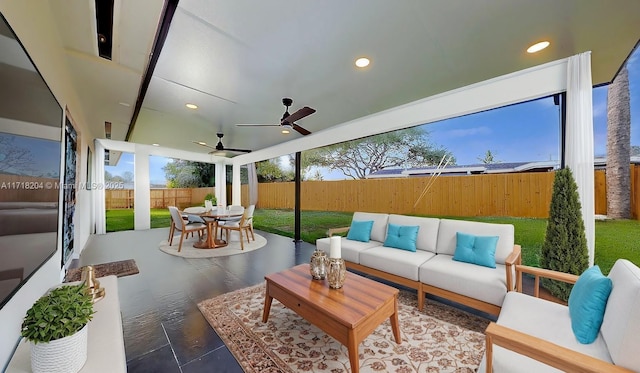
(383, 224, 419, 252)
(452, 232, 498, 268)
(346, 220, 374, 242)
(568, 265, 612, 344)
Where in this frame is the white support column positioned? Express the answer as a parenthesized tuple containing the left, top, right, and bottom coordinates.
(134, 146, 151, 230)
(94, 140, 106, 234)
(215, 162, 227, 207)
(565, 52, 595, 266)
(232, 163, 241, 205)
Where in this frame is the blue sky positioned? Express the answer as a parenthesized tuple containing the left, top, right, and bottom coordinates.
(105, 49, 640, 182)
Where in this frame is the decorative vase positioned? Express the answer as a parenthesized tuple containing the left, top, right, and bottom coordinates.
(81, 266, 105, 303)
(327, 258, 346, 289)
(30, 324, 88, 373)
(309, 249, 329, 280)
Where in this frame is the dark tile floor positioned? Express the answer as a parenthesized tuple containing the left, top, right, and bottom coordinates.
(77, 227, 538, 372)
(77, 228, 317, 372)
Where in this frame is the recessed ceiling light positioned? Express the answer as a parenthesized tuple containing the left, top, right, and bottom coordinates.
(185, 103, 198, 109)
(152, 143, 160, 146)
(355, 57, 370, 68)
(527, 41, 550, 54)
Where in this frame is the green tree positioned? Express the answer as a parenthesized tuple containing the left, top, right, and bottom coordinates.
(540, 168, 589, 301)
(162, 159, 217, 188)
(163, 159, 201, 188)
(477, 150, 500, 164)
(305, 127, 455, 179)
(256, 159, 294, 182)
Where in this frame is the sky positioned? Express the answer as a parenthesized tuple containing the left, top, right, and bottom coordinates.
(103, 48, 640, 183)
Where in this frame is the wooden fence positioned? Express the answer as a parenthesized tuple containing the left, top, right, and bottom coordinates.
(102, 165, 640, 219)
(106, 187, 214, 209)
(250, 165, 640, 219)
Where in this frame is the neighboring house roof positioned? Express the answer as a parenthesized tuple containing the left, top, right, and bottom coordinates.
(366, 161, 557, 178)
(367, 157, 640, 179)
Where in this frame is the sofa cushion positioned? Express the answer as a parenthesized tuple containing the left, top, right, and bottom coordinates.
(478, 291, 612, 373)
(352, 212, 389, 242)
(360, 246, 435, 281)
(435, 219, 514, 264)
(383, 224, 419, 252)
(346, 220, 374, 242)
(452, 232, 498, 268)
(387, 215, 440, 253)
(568, 265, 612, 344)
(419, 254, 508, 307)
(600, 259, 640, 371)
(316, 236, 381, 264)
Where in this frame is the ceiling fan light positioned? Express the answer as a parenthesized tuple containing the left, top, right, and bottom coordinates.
(281, 128, 290, 134)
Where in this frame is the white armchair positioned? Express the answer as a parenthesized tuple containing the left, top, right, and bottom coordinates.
(480, 259, 640, 372)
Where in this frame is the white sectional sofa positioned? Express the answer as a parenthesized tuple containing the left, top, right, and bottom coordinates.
(479, 259, 640, 372)
(316, 212, 521, 315)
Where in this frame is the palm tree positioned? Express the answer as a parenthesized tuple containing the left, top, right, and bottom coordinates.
(606, 64, 631, 219)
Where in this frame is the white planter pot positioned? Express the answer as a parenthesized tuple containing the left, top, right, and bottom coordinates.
(30, 324, 88, 373)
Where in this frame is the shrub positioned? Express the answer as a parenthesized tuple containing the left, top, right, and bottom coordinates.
(540, 168, 589, 300)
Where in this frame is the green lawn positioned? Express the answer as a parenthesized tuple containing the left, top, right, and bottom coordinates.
(106, 209, 171, 232)
(106, 208, 640, 274)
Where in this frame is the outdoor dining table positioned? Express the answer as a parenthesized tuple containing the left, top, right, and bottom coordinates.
(192, 210, 243, 249)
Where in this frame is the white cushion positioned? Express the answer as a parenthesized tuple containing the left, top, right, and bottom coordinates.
(387, 215, 440, 253)
(359, 246, 435, 281)
(419, 254, 507, 307)
(435, 219, 514, 264)
(316, 236, 381, 264)
(352, 212, 389, 243)
(601, 259, 640, 371)
(478, 291, 612, 373)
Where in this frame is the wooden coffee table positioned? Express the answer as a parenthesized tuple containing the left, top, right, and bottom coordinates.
(262, 264, 401, 373)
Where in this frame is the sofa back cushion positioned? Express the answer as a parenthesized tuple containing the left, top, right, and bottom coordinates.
(352, 212, 389, 243)
(388, 214, 440, 253)
(600, 259, 640, 371)
(435, 219, 514, 264)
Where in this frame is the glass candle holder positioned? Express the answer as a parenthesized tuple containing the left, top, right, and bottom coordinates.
(327, 258, 346, 289)
(309, 249, 328, 280)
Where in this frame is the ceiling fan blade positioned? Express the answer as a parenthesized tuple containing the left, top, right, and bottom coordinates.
(292, 123, 311, 136)
(283, 106, 315, 124)
(223, 148, 252, 153)
(235, 123, 280, 127)
(192, 141, 217, 150)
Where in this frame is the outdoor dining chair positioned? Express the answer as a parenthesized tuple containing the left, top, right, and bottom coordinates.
(219, 211, 252, 250)
(168, 206, 207, 252)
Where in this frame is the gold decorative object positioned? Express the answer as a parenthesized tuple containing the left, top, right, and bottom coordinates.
(309, 249, 329, 280)
(327, 258, 346, 289)
(80, 266, 105, 303)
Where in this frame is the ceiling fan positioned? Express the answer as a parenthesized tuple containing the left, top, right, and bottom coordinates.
(236, 98, 316, 135)
(192, 133, 252, 155)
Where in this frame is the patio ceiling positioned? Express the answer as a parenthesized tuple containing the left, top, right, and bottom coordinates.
(8, 1, 640, 159)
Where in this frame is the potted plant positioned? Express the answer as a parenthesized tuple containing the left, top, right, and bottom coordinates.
(21, 283, 95, 373)
(204, 193, 217, 205)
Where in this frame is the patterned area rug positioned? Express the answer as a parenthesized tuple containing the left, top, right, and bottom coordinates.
(64, 259, 139, 282)
(159, 233, 267, 258)
(198, 283, 489, 372)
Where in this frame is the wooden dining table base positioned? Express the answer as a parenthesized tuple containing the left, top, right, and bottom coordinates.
(262, 264, 401, 373)
(193, 219, 227, 249)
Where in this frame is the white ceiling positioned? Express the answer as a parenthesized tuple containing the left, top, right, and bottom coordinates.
(42, 1, 640, 157)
